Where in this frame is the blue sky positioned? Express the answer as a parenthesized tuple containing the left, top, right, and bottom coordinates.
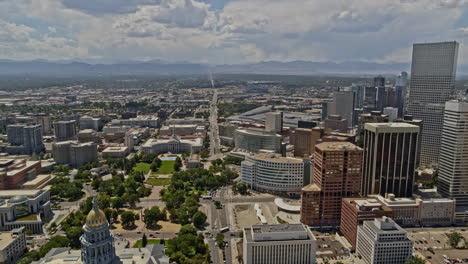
(0, 0, 467, 64)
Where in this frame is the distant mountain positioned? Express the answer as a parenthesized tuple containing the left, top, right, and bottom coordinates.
(0, 59, 466, 77)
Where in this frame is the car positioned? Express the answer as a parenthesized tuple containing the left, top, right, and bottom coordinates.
(155, 232, 160, 234)
(137, 231, 142, 234)
(149, 234, 154, 237)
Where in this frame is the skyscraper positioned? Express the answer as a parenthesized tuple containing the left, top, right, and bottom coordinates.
(438, 99, 468, 206)
(300, 141, 362, 227)
(329, 91, 355, 127)
(407, 41, 459, 168)
(395, 71, 408, 118)
(361, 123, 420, 197)
(265, 112, 283, 133)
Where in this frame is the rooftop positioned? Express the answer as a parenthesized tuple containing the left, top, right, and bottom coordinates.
(315, 141, 361, 152)
(252, 153, 303, 163)
(302, 184, 321, 192)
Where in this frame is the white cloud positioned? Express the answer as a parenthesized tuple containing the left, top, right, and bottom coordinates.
(0, 0, 466, 64)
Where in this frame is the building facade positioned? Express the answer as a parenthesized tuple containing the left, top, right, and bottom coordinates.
(0, 159, 41, 190)
(292, 128, 323, 158)
(340, 198, 393, 248)
(438, 99, 468, 206)
(79, 116, 103, 132)
(54, 120, 77, 141)
(243, 224, 316, 264)
(80, 198, 117, 264)
(0, 189, 52, 234)
(140, 136, 203, 155)
(407, 41, 459, 168)
(241, 153, 309, 196)
(300, 142, 362, 227)
(329, 91, 355, 127)
(361, 123, 419, 198)
(356, 217, 413, 264)
(6, 124, 44, 155)
(234, 129, 282, 154)
(375, 194, 455, 227)
(52, 141, 98, 168)
(0, 227, 26, 264)
(265, 112, 283, 133)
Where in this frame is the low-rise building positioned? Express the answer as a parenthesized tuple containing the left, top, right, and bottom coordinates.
(159, 125, 205, 136)
(111, 115, 159, 128)
(0, 188, 52, 234)
(0, 227, 26, 264)
(0, 159, 41, 190)
(340, 198, 393, 248)
(356, 217, 413, 264)
(375, 194, 456, 227)
(77, 129, 102, 144)
(141, 136, 203, 155)
(241, 153, 310, 196)
(243, 224, 316, 264)
(21, 174, 55, 190)
(101, 146, 130, 159)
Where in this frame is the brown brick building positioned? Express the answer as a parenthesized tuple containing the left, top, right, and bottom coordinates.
(340, 198, 392, 248)
(0, 159, 41, 190)
(300, 141, 363, 227)
(292, 127, 323, 158)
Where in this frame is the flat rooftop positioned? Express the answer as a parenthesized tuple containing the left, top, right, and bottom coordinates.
(253, 153, 303, 163)
(315, 141, 361, 152)
(252, 224, 306, 233)
(246, 224, 315, 243)
(0, 189, 43, 198)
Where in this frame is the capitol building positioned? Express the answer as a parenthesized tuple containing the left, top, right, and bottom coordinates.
(32, 198, 169, 264)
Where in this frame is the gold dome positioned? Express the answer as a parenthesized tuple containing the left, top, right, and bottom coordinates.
(86, 197, 108, 227)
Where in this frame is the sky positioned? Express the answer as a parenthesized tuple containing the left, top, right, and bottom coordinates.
(0, 0, 467, 65)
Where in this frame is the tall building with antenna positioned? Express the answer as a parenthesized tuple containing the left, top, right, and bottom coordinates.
(407, 41, 459, 168)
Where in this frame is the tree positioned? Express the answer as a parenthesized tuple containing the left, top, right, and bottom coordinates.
(144, 206, 165, 228)
(174, 156, 182, 171)
(98, 194, 111, 209)
(448, 232, 462, 248)
(192, 211, 207, 229)
(120, 211, 136, 228)
(66, 226, 84, 248)
(405, 256, 426, 264)
(216, 233, 224, 249)
(142, 233, 148, 247)
(111, 197, 124, 210)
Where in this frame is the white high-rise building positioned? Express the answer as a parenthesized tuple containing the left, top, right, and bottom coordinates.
(438, 99, 468, 206)
(383, 107, 398, 122)
(356, 217, 413, 264)
(243, 224, 316, 264)
(265, 112, 283, 133)
(407, 41, 459, 168)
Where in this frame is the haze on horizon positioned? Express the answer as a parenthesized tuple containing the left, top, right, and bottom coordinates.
(0, 0, 467, 65)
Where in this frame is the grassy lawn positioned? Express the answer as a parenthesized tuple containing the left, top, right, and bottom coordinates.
(155, 160, 175, 174)
(146, 177, 171, 186)
(16, 214, 38, 221)
(133, 163, 151, 173)
(133, 239, 164, 248)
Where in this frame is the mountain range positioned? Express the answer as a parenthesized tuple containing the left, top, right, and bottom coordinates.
(0, 59, 467, 77)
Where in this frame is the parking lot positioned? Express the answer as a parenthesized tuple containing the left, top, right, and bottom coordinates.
(408, 228, 468, 264)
